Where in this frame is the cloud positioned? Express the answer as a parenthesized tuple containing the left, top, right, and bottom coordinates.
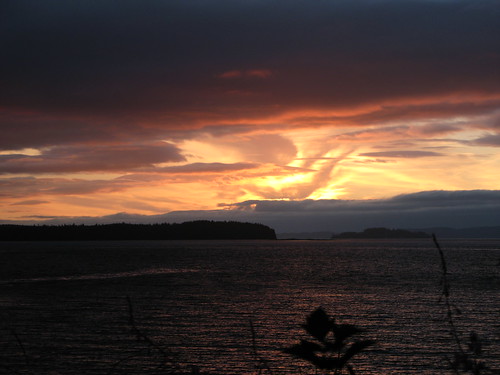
(7, 190, 500, 233)
(291, 100, 500, 127)
(10, 199, 49, 206)
(471, 133, 500, 147)
(413, 124, 464, 137)
(242, 134, 297, 164)
(322, 123, 464, 150)
(332, 126, 411, 142)
(0, 177, 134, 198)
(246, 69, 273, 78)
(218, 70, 243, 79)
(390, 189, 500, 207)
(165, 124, 261, 142)
(147, 162, 260, 174)
(217, 134, 297, 164)
(0, 111, 164, 151)
(120, 200, 170, 214)
(202, 190, 500, 232)
(359, 151, 444, 158)
(2, 0, 499, 122)
(0, 142, 185, 174)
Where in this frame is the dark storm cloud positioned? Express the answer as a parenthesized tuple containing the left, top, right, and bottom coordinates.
(0, 142, 184, 174)
(2, 0, 499, 122)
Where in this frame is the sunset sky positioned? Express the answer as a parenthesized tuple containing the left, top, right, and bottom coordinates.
(1, 0, 500, 231)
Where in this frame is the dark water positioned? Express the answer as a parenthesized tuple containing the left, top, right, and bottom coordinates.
(0, 239, 499, 374)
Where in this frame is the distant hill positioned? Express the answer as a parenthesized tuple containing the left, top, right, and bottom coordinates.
(330, 226, 500, 239)
(332, 227, 429, 239)
(0, 221, 277, 241)
(416, 226, 500, 238)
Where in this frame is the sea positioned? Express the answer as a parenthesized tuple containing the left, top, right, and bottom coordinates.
(0, 239, 498, 374)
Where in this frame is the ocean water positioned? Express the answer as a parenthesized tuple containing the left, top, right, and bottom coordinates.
(0, 239, 498, 374)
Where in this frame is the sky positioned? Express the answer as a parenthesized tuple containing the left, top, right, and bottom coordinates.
(1, 0, 500, 231)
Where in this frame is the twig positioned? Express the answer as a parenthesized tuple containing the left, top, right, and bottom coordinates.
(249, 320, 274, 375)
(432, 234, 492, 375)
(11, 328, 30, 366)
(107, 296, 181, 375)
(433, 234, 465, 361)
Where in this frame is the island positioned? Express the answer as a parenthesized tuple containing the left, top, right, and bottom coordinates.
(0, 220, 277, 241)
(332, 227, 429, 239)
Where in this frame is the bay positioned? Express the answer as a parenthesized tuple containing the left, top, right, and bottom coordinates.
(0, 239, 499, 374)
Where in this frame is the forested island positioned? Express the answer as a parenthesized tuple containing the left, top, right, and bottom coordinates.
(0, 221, 277, 241)
(332, 227, 429, 239)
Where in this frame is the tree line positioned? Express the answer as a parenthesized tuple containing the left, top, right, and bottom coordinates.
(0, 221, 277, 241)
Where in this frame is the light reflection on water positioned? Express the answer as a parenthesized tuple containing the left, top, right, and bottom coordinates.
(0, 268, 198, 285)
(0, 239, 499, 374)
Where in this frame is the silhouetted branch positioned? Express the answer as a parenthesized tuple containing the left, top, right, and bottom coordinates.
(249, 320, 274, 375)
(11, 329, 30, 366)
(0, 329, 33, 375)
(433, 234, 490, 375)
(107, 296, 182, 375)
(433, 234, 464, 360)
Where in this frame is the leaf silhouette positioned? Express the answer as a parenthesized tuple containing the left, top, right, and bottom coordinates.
(285, 307, 375, 374)
(333, 323, 363, 343)
(312, 356, 342, 370)
(302, 307, 333, 342)
(284, 340, 323, 361)
(340, 340, 376, 366)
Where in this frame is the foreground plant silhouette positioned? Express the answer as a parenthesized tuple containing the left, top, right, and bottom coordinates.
(107, 296, 183, 375)
(433, 234, 491, 375)
(283, 307, 375, 375)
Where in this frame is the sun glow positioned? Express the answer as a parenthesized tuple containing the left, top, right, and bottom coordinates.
(264, 172, 313, 187)
(307, 186, 346, 200)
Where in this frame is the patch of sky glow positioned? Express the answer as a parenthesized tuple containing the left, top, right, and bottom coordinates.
(286, 127, 336, 143)
(308, 186, 346, 200)
(0, 148, 42, 156)
(453, 128, 491, 141)
(180, 139, 242, 164)
(256, 172, 313, 192)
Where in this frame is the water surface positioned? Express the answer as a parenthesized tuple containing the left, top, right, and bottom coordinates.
(1, 239, 498, 374)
